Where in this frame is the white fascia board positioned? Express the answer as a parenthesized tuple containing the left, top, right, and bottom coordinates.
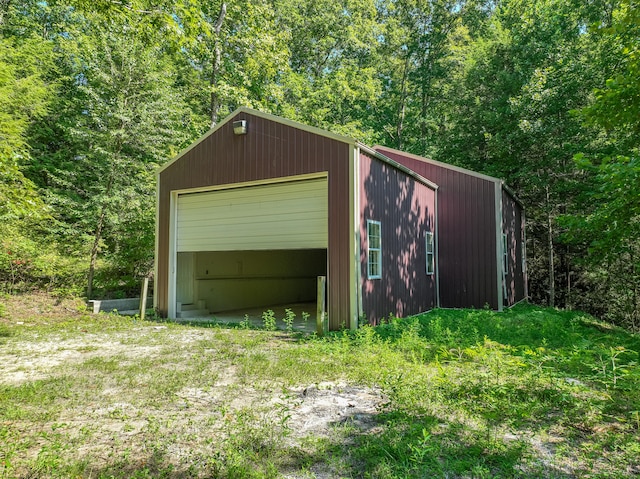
(240, 107, 358, 145)
(358, 143, 439, 191)
(157, 115, 232, 175)
(373, 145, 525, 210)
(495, 181, 504, 312)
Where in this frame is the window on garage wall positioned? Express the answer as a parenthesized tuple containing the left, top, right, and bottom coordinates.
(367, 220, 382, 279)
(426, 231, 435, 275)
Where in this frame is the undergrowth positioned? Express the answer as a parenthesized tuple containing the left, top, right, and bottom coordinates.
(0, 301, 638, 478)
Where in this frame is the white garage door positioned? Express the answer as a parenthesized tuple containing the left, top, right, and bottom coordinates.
(176, 178, 328, 252)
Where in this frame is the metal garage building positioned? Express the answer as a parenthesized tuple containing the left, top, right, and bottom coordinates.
(155, 107, 525, 329)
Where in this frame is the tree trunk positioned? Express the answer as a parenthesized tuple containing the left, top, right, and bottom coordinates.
(631, 248, 638, 332)
(87, 208, 107, 300)
(420, 78, 429, 156)
(546, 185, 555, 307)
(210, 2, 227, 129)
(396, 55, 410, 150)
(87, 172, 115, 299)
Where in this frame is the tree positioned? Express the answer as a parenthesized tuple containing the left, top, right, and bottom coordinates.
(0, 37, 52, 224)
(372, 0, 487, 155)
(30, 17, 190, 298)
(425, 0, 616, 308)
(274, 0, 381, 140)
(563, 0, 640, 328)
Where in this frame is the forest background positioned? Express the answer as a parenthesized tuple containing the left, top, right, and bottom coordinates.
(0, 0, 638, 330)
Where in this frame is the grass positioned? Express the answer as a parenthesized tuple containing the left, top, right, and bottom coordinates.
(0, 296, 639, 478)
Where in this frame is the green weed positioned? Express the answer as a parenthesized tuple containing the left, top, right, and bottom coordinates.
(1, 303, 639, 478)
(262, 309, 276, 331)
(284, 308, 295, 332)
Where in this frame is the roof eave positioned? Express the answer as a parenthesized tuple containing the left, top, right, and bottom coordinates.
(501, 182, 525, 209)
(373, 145, 502, 185)
(358, 142, 439, 191)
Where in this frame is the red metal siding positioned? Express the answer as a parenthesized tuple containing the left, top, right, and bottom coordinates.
(502, 189, 526, 305)
(375, 147, 499, 309)
(359, 152, 437, 323)
(157, 112, 351, 330)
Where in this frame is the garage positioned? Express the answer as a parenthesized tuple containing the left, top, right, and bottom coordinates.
(158, 107, 365, 330)
(170, 177, 328, 318)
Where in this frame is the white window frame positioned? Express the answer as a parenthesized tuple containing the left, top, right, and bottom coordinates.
(425, 231, 435, 275)
(367, 220, 382, 280)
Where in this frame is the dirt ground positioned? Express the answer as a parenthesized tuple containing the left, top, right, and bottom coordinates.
(0, 293, 386, 478)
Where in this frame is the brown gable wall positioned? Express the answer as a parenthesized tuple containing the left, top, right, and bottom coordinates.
(375, 147, 499, 310)
(359, 152, 437, 323)
(157, 112, 352, 330)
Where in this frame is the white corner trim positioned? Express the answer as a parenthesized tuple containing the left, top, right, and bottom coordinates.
(167, 191, 178, 319)
(351, 145, 362, 329)
(154, 174, 160, 309)
(434, 190, 441, 308)
(495, 182, 504, 312)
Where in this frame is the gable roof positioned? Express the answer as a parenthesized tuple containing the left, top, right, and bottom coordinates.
(374, 145, 523, 208)
(157, 107, 525, 206)
(358, 143, 438, 191)
(157, 107, 437, 191)
(374, 145, 502, 184)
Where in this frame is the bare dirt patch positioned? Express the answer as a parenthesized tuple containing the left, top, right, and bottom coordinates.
(284, 382, 384, 439)
(0, 293, 386, 478)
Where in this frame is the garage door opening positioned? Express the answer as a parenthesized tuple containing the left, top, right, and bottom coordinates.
(175, 249, 327, 322)
(171, 176, 329, 322)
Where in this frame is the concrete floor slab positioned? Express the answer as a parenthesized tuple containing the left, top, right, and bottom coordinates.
(174, 302, 320, 333)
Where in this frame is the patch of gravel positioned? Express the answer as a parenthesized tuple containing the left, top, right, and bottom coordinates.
(0, 335, 163, 385)
(283, 382, 385, 439)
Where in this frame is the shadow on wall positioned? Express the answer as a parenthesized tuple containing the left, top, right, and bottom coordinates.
(503, 192, 524, 306)
(360, 155, 436, 324)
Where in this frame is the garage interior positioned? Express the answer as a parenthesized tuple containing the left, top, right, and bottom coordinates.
(176, 248, 326, 318)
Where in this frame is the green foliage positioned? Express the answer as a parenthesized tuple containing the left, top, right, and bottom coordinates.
(0, 224, 86, 294)
(582, 1, 640, 135)
(283, 308, 295, 332)
(0, 36, 53, 223)
(25, 14, 192, 296)
(262, 309, 277, 331)
(0, 0, 637, 324)
(319, 305, 640, 477)
(4, 302, 639, 477)
(560, 1, 640, 328)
